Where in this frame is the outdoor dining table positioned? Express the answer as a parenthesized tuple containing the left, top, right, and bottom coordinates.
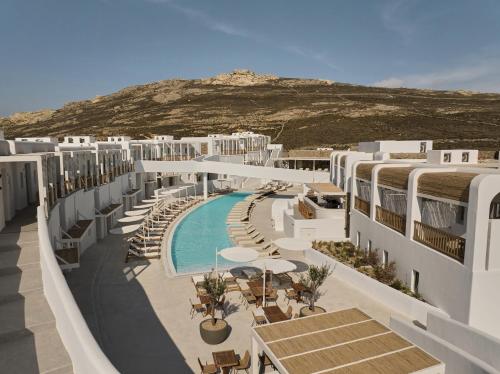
(263, 305, 288, 323)
(212, 350, 239, 374)
(247, 281, 272, 307)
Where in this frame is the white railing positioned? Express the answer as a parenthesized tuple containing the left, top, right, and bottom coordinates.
(38, 206, 118, 374)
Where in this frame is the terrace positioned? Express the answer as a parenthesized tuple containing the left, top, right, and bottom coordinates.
(66, 192, 400, 373)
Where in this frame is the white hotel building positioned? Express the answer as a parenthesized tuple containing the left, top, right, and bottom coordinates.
(1, 130, 500, 373)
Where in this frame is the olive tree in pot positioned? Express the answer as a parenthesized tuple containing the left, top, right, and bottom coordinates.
(299, 264, 332, 317)
(199, 274, 230, 345)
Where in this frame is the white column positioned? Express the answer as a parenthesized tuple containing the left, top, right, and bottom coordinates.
(251, 336, 259, 374)
(203, 172, 208, 200)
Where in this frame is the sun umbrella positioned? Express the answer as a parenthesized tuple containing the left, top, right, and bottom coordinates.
(133, 203, 156, 209)
(252, 258, 297, 306)
(218, 247, 259, 263)
(118, 215, 146, 223)
(125, 209, 150, 216)
(109, 224, 141, 235)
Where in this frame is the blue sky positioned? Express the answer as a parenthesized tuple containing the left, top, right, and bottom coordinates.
(1, 0, 499, 115)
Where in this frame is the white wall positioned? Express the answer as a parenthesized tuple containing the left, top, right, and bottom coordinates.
(350, 210, 470, 323)
(39, 207, 118, 373)
(391, 316, 497, 374)
(305, 248, 444, 325)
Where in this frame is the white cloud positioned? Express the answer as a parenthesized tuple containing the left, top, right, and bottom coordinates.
(372, 57, 500, 92)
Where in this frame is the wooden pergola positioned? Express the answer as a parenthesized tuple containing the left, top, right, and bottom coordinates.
(251, 308, 444, 374)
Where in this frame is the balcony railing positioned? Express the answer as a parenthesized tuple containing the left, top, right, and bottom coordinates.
(376, 205, 406, 234)
(354, 196, 370, 216)
(413, 221, 465, 263)
(298, 200, 315, 219)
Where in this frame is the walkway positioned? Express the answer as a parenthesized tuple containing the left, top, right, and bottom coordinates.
(0, 207, 72, 374)
(67, 190, 401, 373)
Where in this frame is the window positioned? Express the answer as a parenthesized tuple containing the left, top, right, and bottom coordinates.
(356, 231, 361, 247)
(443, 153, 451, 163)
(80, 138, 85, 143)
(419, 142, 427, 153)
(367, 240, 372, 254)
(456, 205, 466, 224)
(68, 138, 74, 143)
(462, 152, 469, 162)
(411, 270, 420, 294)
(382, 250, 388, 266)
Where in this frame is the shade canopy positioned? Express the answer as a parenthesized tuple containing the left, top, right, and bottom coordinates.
(125, 209, 150, 216)
(109, 224, 141, 235)
(160, 188, 182, 195)
(218, 247, 259, 263)
(142, 198, 166, 203)
(274, 238, 312, 251)
(133, 203, 155, 209)
(118, 215, 146, 223)
(252, 259, 297, 274)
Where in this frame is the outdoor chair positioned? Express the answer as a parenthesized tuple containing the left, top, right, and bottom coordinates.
(266, 289, 278, 305)
(285, 289, 297, 304)
(252, 311, 267, 326)
(233, 350, 251, 373)
(190, 298, 206, 318)
(197, 358, 217, 374)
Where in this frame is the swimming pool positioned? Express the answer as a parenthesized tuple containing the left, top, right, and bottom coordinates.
(171, 192, 251, 274)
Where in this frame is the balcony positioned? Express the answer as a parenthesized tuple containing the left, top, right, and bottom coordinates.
(376, 205, 406, 235)
(354, 196, 370, 216)
(413, 221, 465, 263)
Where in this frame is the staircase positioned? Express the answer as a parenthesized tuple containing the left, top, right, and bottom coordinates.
(0, 208, 73, 374)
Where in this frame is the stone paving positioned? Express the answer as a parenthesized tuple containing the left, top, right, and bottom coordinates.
(67, 191, 403, 373)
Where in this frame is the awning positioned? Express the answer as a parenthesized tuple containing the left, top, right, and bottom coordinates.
(306, 183, 345, 196)
(252, 308, 443, 374)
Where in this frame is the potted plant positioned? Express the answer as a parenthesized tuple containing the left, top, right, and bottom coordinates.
(199, 274, 230, 344)
(299, 264, 332, 317)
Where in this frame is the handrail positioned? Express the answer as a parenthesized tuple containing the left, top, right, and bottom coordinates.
(376, 205, 406, 234)
(37, 206, 118, 373)
(354, 196, 370, 216)
(413, 220, 465, 263)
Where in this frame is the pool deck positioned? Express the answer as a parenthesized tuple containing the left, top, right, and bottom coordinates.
(67, 190, 406, 373)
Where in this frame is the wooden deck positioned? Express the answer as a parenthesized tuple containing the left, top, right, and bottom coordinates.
(254, 308, 442, 374)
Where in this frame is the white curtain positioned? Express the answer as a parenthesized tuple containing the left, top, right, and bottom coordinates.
(421, 199, 458, 229)
(380, 188, 407, 216)
(357, 180, 371, 201)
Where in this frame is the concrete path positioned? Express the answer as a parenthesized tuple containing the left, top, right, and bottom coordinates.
(0, 207, 73, 374)
(67, 190, 401, 373)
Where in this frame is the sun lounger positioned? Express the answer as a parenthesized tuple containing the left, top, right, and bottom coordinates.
(192, 275, 205, 286)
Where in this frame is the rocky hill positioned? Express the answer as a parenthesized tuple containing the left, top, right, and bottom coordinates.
(2, 69, 500, 150)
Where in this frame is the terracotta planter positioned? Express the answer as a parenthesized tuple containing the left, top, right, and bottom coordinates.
(199, 318, 230, 345)
(300, 306, 326, 317)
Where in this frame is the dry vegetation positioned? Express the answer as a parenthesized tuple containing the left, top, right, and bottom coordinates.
(2, 70, 500, 150)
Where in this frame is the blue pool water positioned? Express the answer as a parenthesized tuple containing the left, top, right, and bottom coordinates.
(171, 192, 251, 273)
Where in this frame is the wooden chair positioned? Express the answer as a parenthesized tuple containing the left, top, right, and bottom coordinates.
(190, 298, 206, 319)
(252, 311, 267, 326)
(259, 353, 275, 371)
(285, 289, 297, 304)
(197, 358, 217, 374)
(266, 289, 278, 305)
(233, 350, 251, 373)
(285, 306, 293, 320)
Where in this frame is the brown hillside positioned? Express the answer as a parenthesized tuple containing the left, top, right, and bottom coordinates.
(2, 69, 500, 150)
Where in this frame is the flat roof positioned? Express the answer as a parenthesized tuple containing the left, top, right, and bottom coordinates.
(254, 308, 442, 374)
(306, 183, 345, 196)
